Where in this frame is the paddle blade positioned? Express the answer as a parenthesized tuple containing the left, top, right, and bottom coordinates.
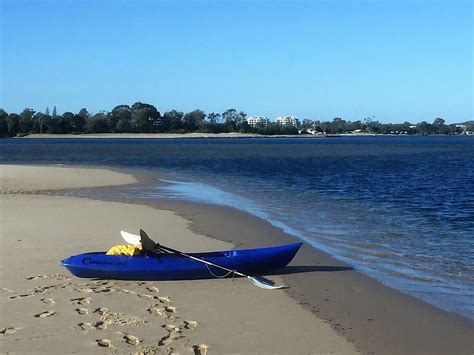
(248, 276, 284, 290)
(120, 230, 141, 245)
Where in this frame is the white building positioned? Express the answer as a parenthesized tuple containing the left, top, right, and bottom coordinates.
(247, 116, 269, 127)
(276, 116, 298, 126)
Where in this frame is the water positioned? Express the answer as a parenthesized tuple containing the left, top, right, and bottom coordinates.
(1, 136, 473, 318)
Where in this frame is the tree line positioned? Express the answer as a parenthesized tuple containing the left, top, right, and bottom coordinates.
(299, 117, 472, 135)
(0, 103, 298, 137)
(0, 102, 471, 137)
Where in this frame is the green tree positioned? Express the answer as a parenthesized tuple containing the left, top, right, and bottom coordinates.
(19, 108, 36, 133)
(78, 108, 90, 121)
(417, 121, 431, 135)
(111, 105, 132, 132)
(58, 112, 75, 133)
(432, 117, 447, 134)
(162, 110, 184, 132)
(433, 118, 445, 126)
(44, 115, 60, 133)
(206, 112, 222, 133)
(5, 113, 20, 135)
(0, 109, 9, 136)
(183, 109, 206, 132)
(71, 113, 87, 133)
(131, 102, 161, 132)
(34, 112, 47, 134)
(86, 112, 110, 133)
(222, 109, 238, 132)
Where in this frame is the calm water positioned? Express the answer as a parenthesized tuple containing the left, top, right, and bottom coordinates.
(1, 136, 473, 318)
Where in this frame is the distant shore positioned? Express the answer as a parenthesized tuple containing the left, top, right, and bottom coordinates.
(19, 133, 265, 139)
(12, 132, 470, 139)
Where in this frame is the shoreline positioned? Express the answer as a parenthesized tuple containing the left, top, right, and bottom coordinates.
(48, 165, 474, 353)
(2, 164, 473, 354)
(0, 165, 357, 354)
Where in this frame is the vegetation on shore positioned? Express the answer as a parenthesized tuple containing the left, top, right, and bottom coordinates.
(0, 103, 472, 137)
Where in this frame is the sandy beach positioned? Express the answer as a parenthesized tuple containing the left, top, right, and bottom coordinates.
(0, 165, 357, 354)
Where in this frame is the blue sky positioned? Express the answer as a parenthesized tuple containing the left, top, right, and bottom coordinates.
(1, 0, 472, 123)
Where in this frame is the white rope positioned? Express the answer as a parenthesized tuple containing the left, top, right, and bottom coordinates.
(205, 263, 234, 278)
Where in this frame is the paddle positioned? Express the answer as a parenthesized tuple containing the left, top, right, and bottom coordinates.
(121, 230, 141, 245)
(121, 230, 284, 290)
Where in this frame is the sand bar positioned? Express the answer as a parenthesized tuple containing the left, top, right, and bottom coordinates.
(0, 165, 356, 354)
(0, 165, 137, 193)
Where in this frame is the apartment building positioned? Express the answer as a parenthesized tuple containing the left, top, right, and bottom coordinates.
(276, 116, 298, 126)
(247, 116, 270, 127)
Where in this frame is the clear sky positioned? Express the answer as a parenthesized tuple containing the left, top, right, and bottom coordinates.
(1, 0, 472, 124)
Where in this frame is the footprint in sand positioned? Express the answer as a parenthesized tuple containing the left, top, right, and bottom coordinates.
(146, 286, 159, 293)
(123, 333, 142, 345)
(75, 308, 89, 315)
(165, 305, 176, 313)
(94, 307, 109, 315)
(10, 293, 34, 300)
(138, 294, 154, 299)
(94, 321, 110, 330)
(158, 324, 183, 346)
(78, 322, 94, 331)
(1, 288, 14, 293)
(96, 338, 112, 347)
(121, 288, 137, 294)
(136, 345, 160, 354)
(35, 311, 55, 318)
(70, 297, 92, 305)
(34, 284, 67, 294)
(25, 275, 48, 280)
(148, 305, 166, 318)
(184, 320, 198, 329)
(93, 286, 113, 293)
(41, 298, 55, 304)
(163, 324, 180, 332)
(193, 344, 209, 355)
(158, 296, 171, 303)
(75, 287, 94, 294)
(158, 333, 175, 346)
(1, 327, 22, 335)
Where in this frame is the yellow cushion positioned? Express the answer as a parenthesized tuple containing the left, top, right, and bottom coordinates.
(106, 244, 143, 256)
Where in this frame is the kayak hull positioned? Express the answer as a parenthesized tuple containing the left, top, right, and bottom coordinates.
(60, 242, 302, 280)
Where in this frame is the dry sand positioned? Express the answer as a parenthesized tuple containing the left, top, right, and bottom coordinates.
(0, 165, 357, 354)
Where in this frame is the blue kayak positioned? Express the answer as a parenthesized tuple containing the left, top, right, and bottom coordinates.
(60, 242, 302, 281)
